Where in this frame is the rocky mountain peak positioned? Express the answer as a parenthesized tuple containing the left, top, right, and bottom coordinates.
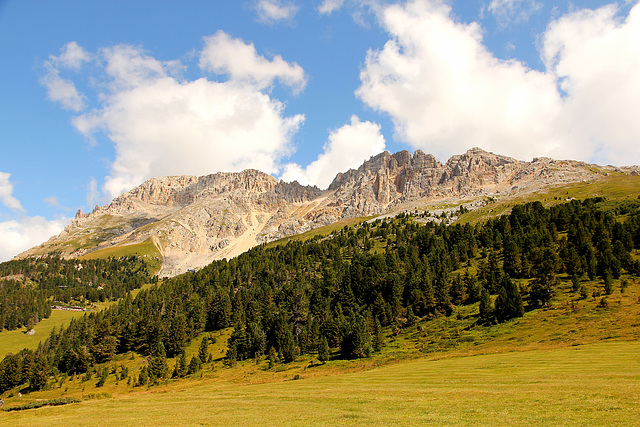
(20, 147, 633, 277)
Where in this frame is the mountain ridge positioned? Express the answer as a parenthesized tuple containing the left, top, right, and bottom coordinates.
(18, 147, 639, 276)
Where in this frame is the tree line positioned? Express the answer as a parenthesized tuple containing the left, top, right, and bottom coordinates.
(1, 197, 639, 393)
(0, 256, 152, 331)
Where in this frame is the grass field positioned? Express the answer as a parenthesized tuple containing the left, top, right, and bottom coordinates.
(2, 274, 640, 425)
(0, 282, 158, 359)
(3, 177, 640, 424)
(0, 302, 113, 358)
(78, 238, 162, 275)
(458, 175, 640, 224)
(1, 340, 638, 426)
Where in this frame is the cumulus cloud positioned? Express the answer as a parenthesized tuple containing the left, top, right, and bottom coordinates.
(0, 172, 24, 211)
(0, 216, 67, 262)
(488, 0, 542, 26)
(358, 0, 562, 161)
(318, 0, 345, 14)
(541, 3, 640, 165)
(357, 0, 640, 165)
(200, 31, 306, 93)
(254, 0, 299, 24)
(62, 34, 305, 198)
(281, 115, 385, 188)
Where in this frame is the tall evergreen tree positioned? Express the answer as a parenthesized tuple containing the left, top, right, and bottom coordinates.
(198, 336, 209, 363)
(478, 287, 493, 324)
(318, 336, 329, 363)
(494, 276, 524, 322)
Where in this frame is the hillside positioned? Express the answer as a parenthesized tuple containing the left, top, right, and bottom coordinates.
(2, 195, 640, 424)
(18, 148, 638, 277)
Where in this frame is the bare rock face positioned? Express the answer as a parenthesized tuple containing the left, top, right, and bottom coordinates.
(19, 148, 628, 276)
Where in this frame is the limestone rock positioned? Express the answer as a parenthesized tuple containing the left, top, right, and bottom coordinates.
(18, 148, 632, 276)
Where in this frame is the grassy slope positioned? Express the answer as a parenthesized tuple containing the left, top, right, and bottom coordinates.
(78, 238, 162, 275)
(459, 175, 640, 224)
(0, 301, 115, 358)
(266, 175, 640, 247)
(2, 273, 640, 424)
(2, 341, 638, 425)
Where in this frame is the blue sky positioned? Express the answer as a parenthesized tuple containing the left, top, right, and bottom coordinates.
(1, 0, 639, 261)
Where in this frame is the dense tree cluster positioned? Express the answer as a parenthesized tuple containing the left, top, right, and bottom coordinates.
(2, 197, 639, 394)
(0, 256, 153, 331)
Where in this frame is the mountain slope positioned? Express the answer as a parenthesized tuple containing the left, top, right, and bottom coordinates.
(18, 148, 638, 276)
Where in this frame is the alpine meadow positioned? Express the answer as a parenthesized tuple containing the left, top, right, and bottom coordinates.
(2, 1, 640, 425)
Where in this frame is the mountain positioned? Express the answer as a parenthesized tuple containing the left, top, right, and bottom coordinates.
(18, 148, 639, 276)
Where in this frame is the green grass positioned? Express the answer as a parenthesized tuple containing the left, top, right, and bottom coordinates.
(0, 304, 110, 358)
(3, 275, 640, 424)
(78, 238, 162, 274)
(458, 175, 640, 224)
(2, 340, 639, 425)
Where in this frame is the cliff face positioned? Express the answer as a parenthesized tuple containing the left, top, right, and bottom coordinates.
(19, 148, 629, 276)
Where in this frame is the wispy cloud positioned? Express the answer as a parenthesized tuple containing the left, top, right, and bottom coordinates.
(40, 42, 90, 112)
(318, 0, 345, 15)
(0, 216, 67, 262)
(254, 0, 299, 24)
(488, 0, 542, 27)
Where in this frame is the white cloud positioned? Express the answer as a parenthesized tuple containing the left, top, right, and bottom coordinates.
(43, 196, 60, 207)
(40, 42, 90, 112)
(40, 67, 87, 112)
(199, 31, 306, 93)
(0, 216, 68, 262)
(488, 0, 542, 26)
(0, 172, 24, 211)
(318, 0, 345, 14)
(67, 39, 305, 198)
(357, 0, 562, 161)
(57, 41, 91, 70)
(541, 3, 640, 165)
(0, 174, 69, 261)
(281, 115, 385, 188)
(255, 0, 299, 24)
(357, 0, 640, 165)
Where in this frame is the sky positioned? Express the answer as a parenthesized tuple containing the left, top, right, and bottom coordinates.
(1, 0, 639, 261)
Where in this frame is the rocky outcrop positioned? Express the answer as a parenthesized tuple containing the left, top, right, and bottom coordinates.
(19, 148, 630, 276)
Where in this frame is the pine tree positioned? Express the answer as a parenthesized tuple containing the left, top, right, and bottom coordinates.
(494, 275, 524, 322)
(147, 342, 168, 381)
(603, 272, 613, 295)
(340, 313, 371, 359)
(280, 329, 296, 363)
(406, 306, 417, 327)
(478, 287, 493, 324)
(137, 365, 148, 386)
(372, 318, 384, 352)
(267, 346, 277, 369)
(188, 355, 201, 375)
(318, 336, 329, 363)
(198, 336, 209, 363)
